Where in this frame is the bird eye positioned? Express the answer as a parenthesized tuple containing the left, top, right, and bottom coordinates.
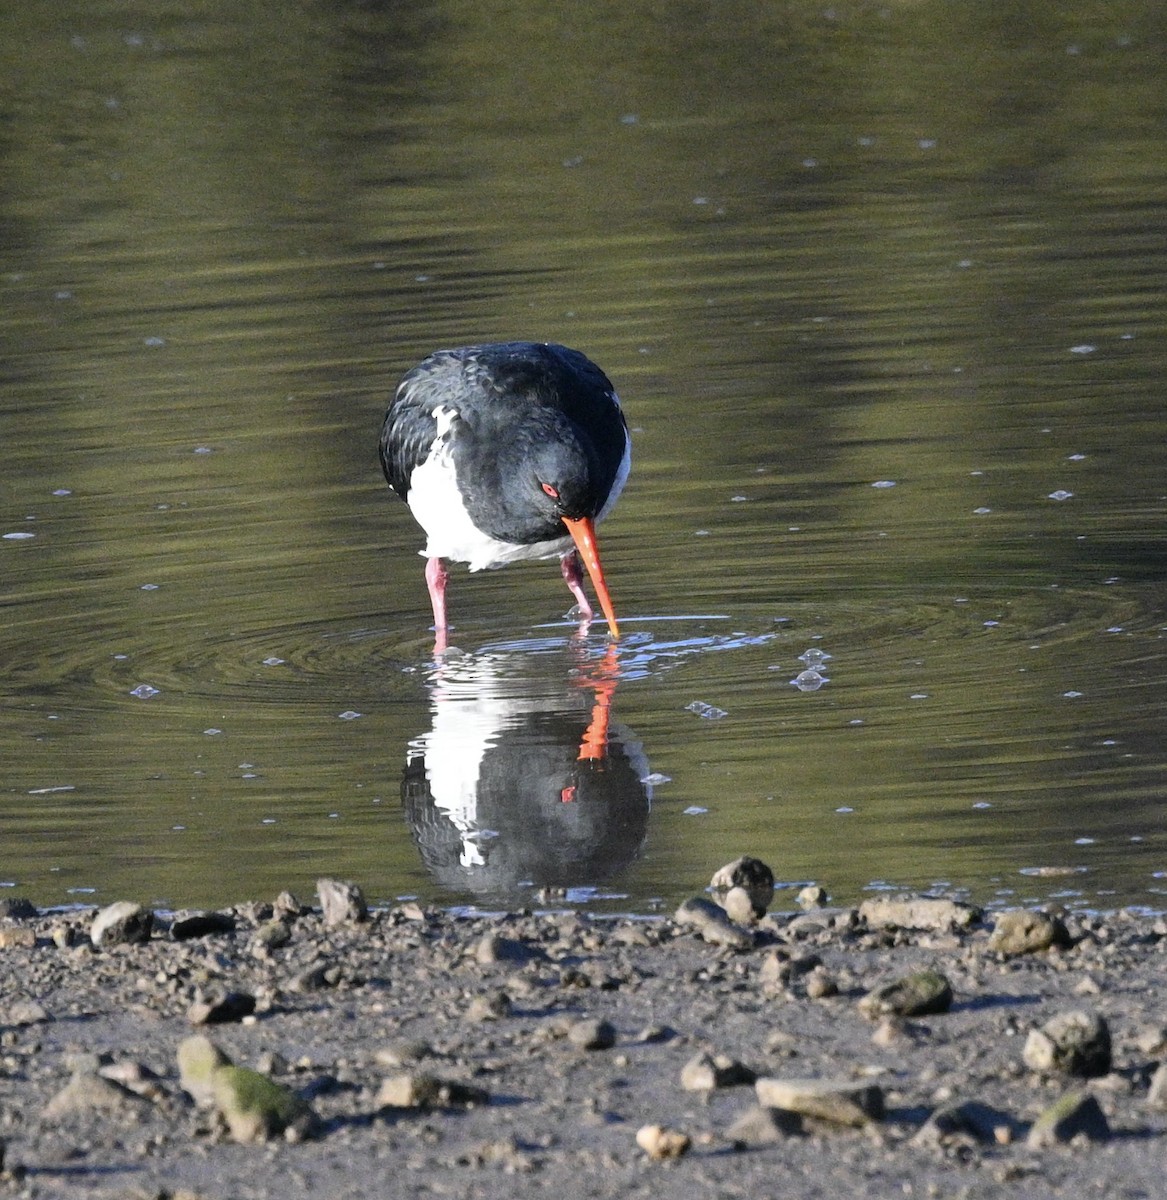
(540, 482, 559, 499)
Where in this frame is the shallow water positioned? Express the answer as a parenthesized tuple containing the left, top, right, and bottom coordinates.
(2, 1, 1166, 913)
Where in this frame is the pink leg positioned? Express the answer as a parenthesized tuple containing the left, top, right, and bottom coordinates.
(425, 557, 449, 640)
(560, 551, 594, 621)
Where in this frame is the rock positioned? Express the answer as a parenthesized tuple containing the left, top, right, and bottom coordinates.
(374, 1039, 435, 1068)
(804, 967, 839, 999)
(475, 934, 538, 965)
(465, 990, 512, 1022)
(0, 897, 37, 920)
(755, 1077, 885, 1127)
(1026, 1091, 1110, 1147)
(90, 901, 153, 947)
(674, 897, 754, 950)
(726, 1104, 802, 1145)
(680, 1051, 756, 1091)
(710, 856, 775, 916)
(6, 1000, 51, 1026)
(187, 989, 257, 1026)
(913, 1101, 1017, 1147)
(170, 911, 237, 940)
(722, 887, 759, 925)
(316, 877, 367, 926)
(568, 1017, 617, 1050)
(1023, 1010, 1112, 1078)
(212, 1066, 318, 1142)
(250, 919, 292, 952)
(43, 1071, 150, 1119)
(636, 1123, 691, 1159)
(177, 1035, 233, 1106)
(376, 1071, 488, 1109)
(796, 885, 829, 909)
(1147, 1063, 1167, 1110)
(859, 970, 953, 1018)
(272, 890, 303, 919)
(988, 909, 1071, 957)
(0, 927, 36, 949)
(858, 895, 980, 933)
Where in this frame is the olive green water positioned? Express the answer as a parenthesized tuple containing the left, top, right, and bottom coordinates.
(3, 1, 1166, 914)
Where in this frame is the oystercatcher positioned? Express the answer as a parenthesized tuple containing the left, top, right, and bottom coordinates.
(379, 342, 630, 645)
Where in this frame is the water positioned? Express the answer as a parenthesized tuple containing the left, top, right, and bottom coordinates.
(3, 1, 1166, 914)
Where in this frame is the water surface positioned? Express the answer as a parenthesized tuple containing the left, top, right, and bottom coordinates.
(2, 1, 1166, 913)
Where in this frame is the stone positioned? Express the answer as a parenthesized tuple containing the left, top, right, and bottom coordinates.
(804, 967, 839, 999)
(636, 1124, 691, 1159)
(710, 856, 775, 916)
(170, 911, 237, 940)
(177, 1035, 233, 1106)
(374, 1039, 434, 1068)
(1026, 1091, 1110, 1147)
(0, 927, 36, 949)
(913, 1101, 1017, 1147)
(212, 1065, 318, 1142)
(755, 1077, 885, 1127)
(1146, 1063, 1167, 1110)
(6, 1000, 51, 1026)
(475, 933, 539, 965)
(376, 1071, 488, 1109)
(726, 1104, 802, 1145)
(859, 970, 953, 1018)
(187, 989, 257, 1026)
(90, 901, 153, 947)
(43, 1071, 150, 1119)
(316, 877, 367, 926)
(680, 1051, 756, 1091)
(0, 897, 37, 920)
(988, 909, 1071, 957)
(1023, 1010, 1112, 1078)
(674, 897, 754, 950)
(722, 887, 759, 925)
(466, 990, 512, 1022)
(796, 885, 829, 909)
(250, 919, 292, 952)
(858, 895, 980, 933)
(568, 1017, 617, 1050)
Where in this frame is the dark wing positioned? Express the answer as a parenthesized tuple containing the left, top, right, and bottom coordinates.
(378, 350, 467, 499)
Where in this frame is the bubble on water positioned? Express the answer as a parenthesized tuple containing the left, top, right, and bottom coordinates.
(682, 806, 708, 816)
(791, 669, 828, 692)
(1063, 690, 1083, 698)
(685, 700, 728, 719)
(871, 480, 897, 489)
(798, 648, 831, 667)
(262, 657, 285, 666)
(203, 728, 222, 736)
(338, 710, 362, 720)
(129, 684, 160, 698)
(1069, 344, 1095, 354)
(641, 772, 671, 785)
(3, 531, 35, 540)
(1048, 490, 1074, 501)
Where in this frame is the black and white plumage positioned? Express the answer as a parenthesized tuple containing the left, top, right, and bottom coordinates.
(379, 342, 630, 645)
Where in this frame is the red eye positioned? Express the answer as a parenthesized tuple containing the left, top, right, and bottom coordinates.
(541, 482, 559, 498)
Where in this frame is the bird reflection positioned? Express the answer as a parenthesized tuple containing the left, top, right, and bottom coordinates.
(401, 641, 652, 902)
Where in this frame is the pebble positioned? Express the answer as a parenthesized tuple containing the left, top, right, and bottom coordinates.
(988, 909, 1071, 957)
(568, 1018, 617, 1050)
(1022, 1010, 1112, 1077)
(754, 1076, 886, 1127)
(796, 885, 829, 909)
(710, 856, 775, 916)
(475, 934, 538, 965)
(316, 877, 367, 926)
(170, 910, 237, 940)
(913, 1100, 1016, 1147)
(0, 927, 36, 950)
(680, 1051, 756, 1091)
(726, 1104, 802, 1145)
(187, 989, 257, 1026)
(859, 970, 954, 1018)
(674, 897, 754, 950)
(42, 1071, 150, 1119)
(376, 1071, 488, 1109)
(859, 895, 980, 933)
(211, 1065, 318, 1142)
(1146, 1063, 1167, 1110)
(1026, 1091, 1110, 1147)
(90, 900, 154, 948)
(636, 1123, 691, 1160)
(465, 990, 512, 1022)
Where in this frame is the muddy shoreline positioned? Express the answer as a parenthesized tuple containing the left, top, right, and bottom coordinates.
(0, 872, 1165, 1199)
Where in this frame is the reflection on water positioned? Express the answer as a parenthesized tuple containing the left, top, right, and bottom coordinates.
(2, 0, 1167, 913)
(402, 642, 651, 902)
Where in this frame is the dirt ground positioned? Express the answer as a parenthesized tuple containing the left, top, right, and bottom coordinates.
(0, 879, 1164, 1200)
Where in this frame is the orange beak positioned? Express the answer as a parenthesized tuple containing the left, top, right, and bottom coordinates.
(562, 516, 620, 639)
